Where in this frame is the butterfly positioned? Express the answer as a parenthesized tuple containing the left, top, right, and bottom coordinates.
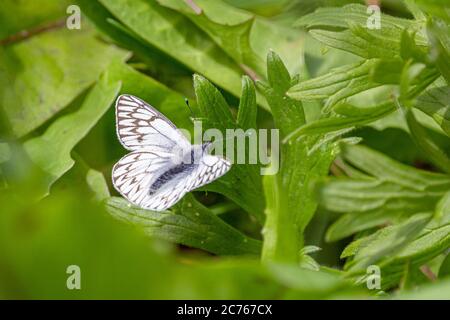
(112, 94, 231, 211)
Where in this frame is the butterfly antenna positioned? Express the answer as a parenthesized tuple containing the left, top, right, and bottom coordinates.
(185, 98, 195, 118)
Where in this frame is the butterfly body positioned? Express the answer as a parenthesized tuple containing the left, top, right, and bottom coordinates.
(112, 95, 231, 211)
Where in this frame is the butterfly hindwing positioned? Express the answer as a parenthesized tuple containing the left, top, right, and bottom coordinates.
(186, 155, 231, 191)
(115, 94, 190, 152)
(111, 149, 174, 208)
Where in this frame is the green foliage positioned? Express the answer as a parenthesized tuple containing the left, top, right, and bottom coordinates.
(106, 194, 261, 256)
(0, 27, 128, 137)
(23, 73, 121, 197)
(1, 0, 449, 300)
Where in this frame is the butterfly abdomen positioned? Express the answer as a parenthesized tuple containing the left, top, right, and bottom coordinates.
(149, 163, 196, 195)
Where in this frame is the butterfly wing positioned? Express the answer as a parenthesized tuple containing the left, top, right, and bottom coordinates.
(113, 94, 231, 211)
(185, 155, 231, 192)
(115, 94, 190, 152)
(113, 153, 231, 211)
(111, 149, 175, 208)
(142, 155, 231, 211)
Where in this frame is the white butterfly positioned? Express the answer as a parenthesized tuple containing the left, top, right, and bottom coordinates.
(112, 94, 231, 211)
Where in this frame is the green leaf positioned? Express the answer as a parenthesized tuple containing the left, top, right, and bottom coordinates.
(400, 30, 428, 63)
(427, 18, 450, 83)
(259, 52, 337, 263)
(98, 0, 246, 100)
(0, 179, 365, 299)
(0, 0, 71, 40)
(237, 76, 257, 130)
(403, 106, 450, 173)
(257, 50, 305, 137)
(308, 24, 403, 60)
(414, 0, 450, 23)
(296, 4, 427, 61)
(23, 72, 121, 197)
(107, 60, 193, 131)
(392, 223, 450, 266)
(415, 81, 450, 137)
(320, 144, 450, 241)
(287, 59, 382, 112)
(106, 195, 261, 255)
(370, 222, 450, 289)
(285, 101, 395, 139)
(396, 278, 450, 299)
(158, 0, 265, 77)
(433, 191, 450, 227)
(261, 174, 299, 263)
(0, 27, 128, 137)
(295, 4, 412, 30)
(299, 245, 322, 271)
(193, 74, 264, 222)
(76, 0, 189, 79)
(344, 213, 432, 273)
(86, 169, 110, 202)
(439, 254, 450, 278)
(267, 264, 352, 296)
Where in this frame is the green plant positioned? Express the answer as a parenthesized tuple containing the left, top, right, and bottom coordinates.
(0, 0, 449, 299)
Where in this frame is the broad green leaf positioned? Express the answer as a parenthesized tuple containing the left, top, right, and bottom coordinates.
(193, 74, 264, 222)
(0, 0, 71, 40)
(287, 59, 382, 112)
(158, 0, 306, 81)
(98, 0, 245, 100)
(106, 195, 261, 256)
(0, 27, 128, 137)
(76, 0, 191, 81)
(158, 0, 265, 77)
(23, 73, 121, 197)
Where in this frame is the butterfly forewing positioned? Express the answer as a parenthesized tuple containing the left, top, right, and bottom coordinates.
(115, 94, 190, 152)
